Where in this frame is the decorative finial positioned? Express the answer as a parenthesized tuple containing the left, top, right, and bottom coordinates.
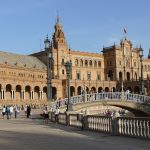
(56, 15, 62, 28)
(140, 43, 142, 48)
(148, 48, 150, 59)
(57, 15, 60, 23)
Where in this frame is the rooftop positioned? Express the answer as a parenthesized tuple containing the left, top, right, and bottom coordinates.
(0, 51, 46, 70)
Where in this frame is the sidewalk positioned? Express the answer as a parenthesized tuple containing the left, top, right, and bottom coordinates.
(0, 110, 149, 150)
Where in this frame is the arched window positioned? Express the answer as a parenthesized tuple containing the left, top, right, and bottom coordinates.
(85, 60, 88, 67)
(119, 72, 122, 81)
(127, 72, 130, 81)
(108, 70, 113, 81)
(145, 65, 147, 71)
(75, 59, 78, 66)
(80, 59, 83, 67)
(134, 72, 137, 80)
(148, 65, 150, 71)
(89, 60, 92, 67)
(98, 61, 101, 67)
(94, 61, 97, 67)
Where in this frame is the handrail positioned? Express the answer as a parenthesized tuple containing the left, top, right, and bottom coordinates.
(52, 92, 150, 110)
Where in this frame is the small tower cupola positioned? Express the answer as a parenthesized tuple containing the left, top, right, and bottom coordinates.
(55, 15, 62, 31)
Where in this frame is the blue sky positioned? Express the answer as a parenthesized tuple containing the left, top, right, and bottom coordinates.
(0, 0, 150, 57)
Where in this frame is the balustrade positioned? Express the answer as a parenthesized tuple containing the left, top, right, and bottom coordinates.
(69, 114, 82, 127)
(49, 112, 150, 139)
(58, 113, 67, 125)
(52, 92, 150, 114)
(117, 117, 150, 138)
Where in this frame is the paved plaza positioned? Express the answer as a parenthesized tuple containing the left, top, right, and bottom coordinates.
(0, 111, 149, 150)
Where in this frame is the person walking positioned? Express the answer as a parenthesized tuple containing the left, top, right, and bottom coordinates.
(43, 107, 49, 124)
(2, 106, 6, 119)
(10, 105, 14, 119)
(5, 106, 10, 120)
(27, 105, 31, 118)
(55, 107, 60, 123)
(14, 106, 18, 118)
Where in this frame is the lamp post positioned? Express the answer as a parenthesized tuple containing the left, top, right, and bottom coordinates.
(44, 35, 52, 101)
(121, 80, 124, 92)
(121, 80, 125, 100)
(65, 61, 73, 111)
(139, 45, 144, 95)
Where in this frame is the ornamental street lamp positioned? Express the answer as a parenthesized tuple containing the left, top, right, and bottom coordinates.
(139, 44, 144, 95)
(44, 35, 52, 101)
(65, 61, 73, 111)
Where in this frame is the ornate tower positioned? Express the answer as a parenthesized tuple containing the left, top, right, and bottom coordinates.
(51, 16, 68, 79)
(52, 16, 67, 49)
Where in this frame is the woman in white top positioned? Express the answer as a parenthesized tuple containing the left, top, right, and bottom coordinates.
(10, 106, 14, 119)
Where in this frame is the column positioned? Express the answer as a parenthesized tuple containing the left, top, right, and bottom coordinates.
(30, 91, 32, 99)
(11, 90, 13, 100)
(41, 91, 43, 99)
(39, 91, 41, 99)
(3, 90, 5, 100)
(1, 90, 3, 100)
(32, 91, 34, 100)
(23, 90, 25, 100)
(13, 91, 15, 99)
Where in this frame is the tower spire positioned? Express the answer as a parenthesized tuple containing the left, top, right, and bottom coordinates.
(56, 15, 62, 28)
(148, 49, 150, 59)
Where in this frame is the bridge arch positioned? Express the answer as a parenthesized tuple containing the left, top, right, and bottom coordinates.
(109, 103, 149, 117)
(57, 92, 150, 117)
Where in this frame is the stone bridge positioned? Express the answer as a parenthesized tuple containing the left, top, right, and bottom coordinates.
(52, 92, 150, 117)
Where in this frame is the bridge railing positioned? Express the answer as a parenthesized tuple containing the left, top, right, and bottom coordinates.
(117, 117, 150, 138)
(52, 92, 150, 110)
(49, 112, 150, 139)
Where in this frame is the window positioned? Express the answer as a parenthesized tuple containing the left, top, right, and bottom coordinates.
(107, 61, 109, 66)
(62, 58, 64, 65)
(85, 60, 88, 67)
(76, 72, 80, 80)
(98, 61, 101, 67)
(87, 71, 91, 80)
(110, 61, 112, 66)
(119, 61, 122, 66)
(80, 60, 83, 67)
(134, 62, 136, 67)
(145, 65, 147, 71)
(62, 69, 64, 74)
(94, 61, 97, 67)
(89, 60, 93, 67)
(75, 59, 78, 66)
(148, 65, 150, 71)
(97, 74, 101, 80)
